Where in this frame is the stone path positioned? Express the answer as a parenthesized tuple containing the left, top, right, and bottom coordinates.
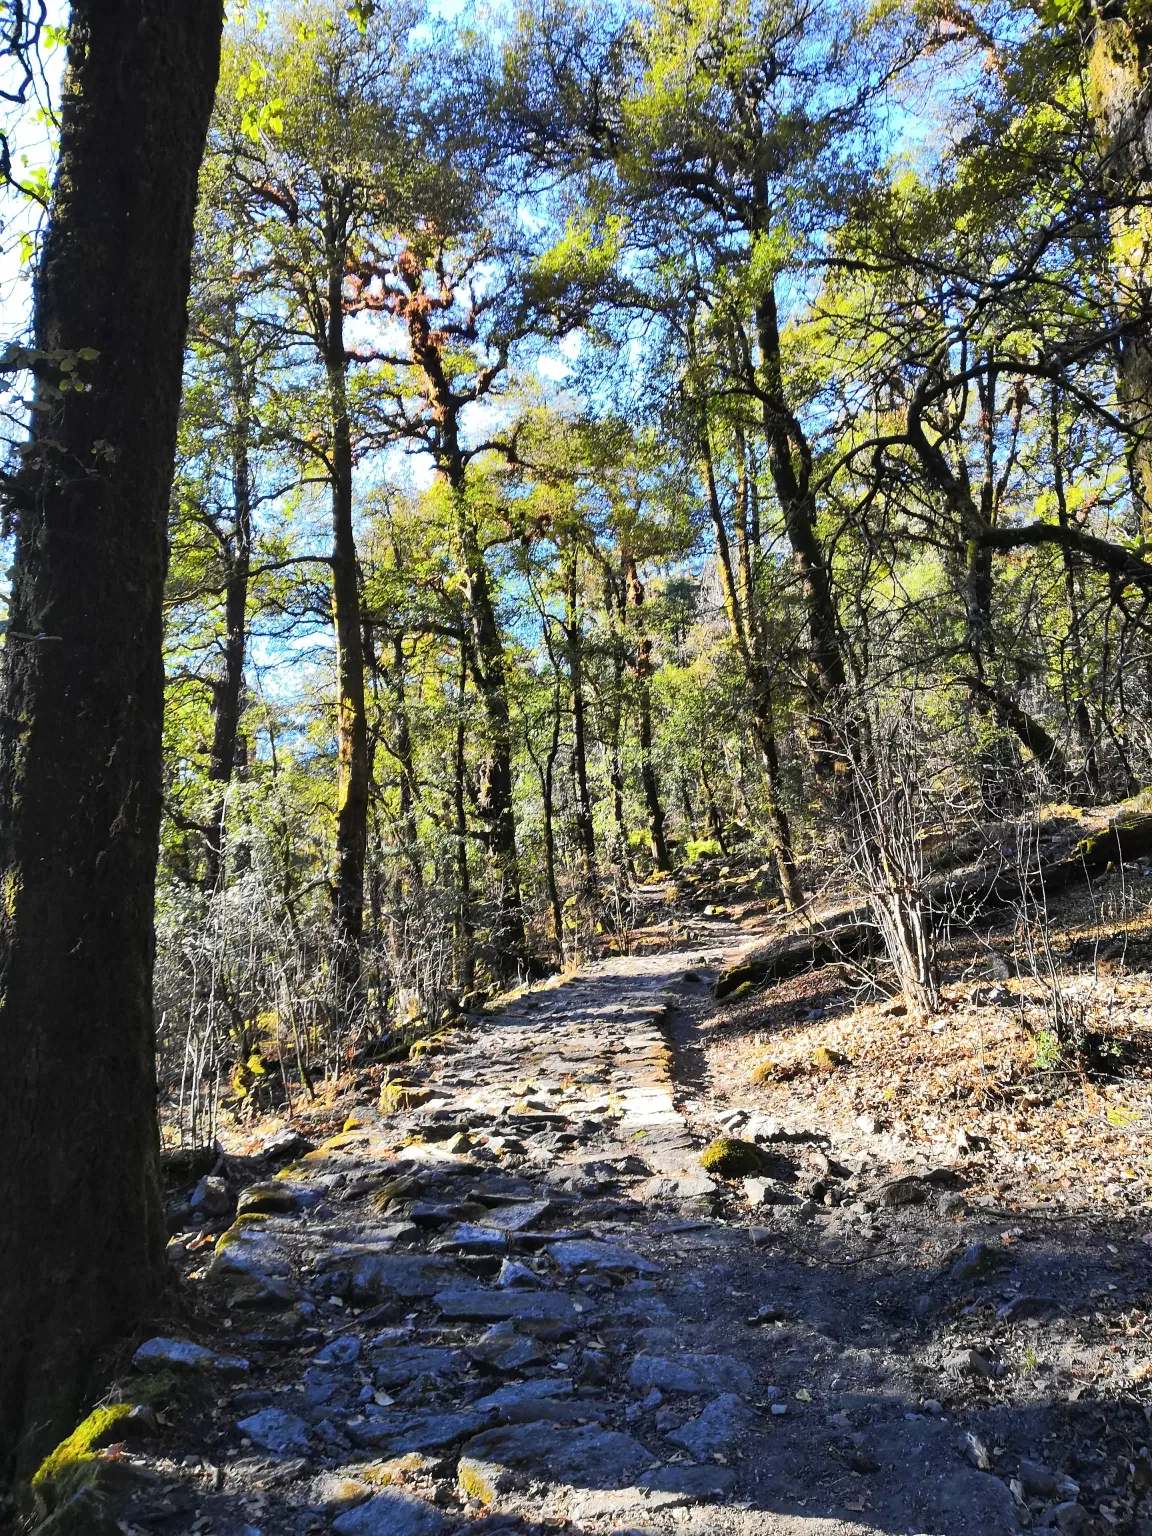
(58, 945, 1152, 1536)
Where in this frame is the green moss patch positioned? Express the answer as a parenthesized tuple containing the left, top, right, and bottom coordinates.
(699, 1137, 765, 1177)
(31, 1404, 142, 1517)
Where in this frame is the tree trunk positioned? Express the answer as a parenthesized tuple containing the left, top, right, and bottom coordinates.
(1052, 393, 1102, 797)
(399, 268, 524, 978)
(205, 344, 253, 889)
(699, 766, 728, 851)
(565, 551, 596, 878)
(608, 742, 636, 882)
(753, 289, 846, 769)
(678, 771, 697, 836)
(1085, 5, 1152, 532)
(452, 651, 475, 997)
(540, 688, 565, 962)
(450, 490, 525, 978)
(625, 558, 671, 873)
(699, 413, 803, 906)
(600, 573, 637, 882)
(325, 275, 369, 1015)
(386, 633, 424, 892)
(0, 0, 221, 1481)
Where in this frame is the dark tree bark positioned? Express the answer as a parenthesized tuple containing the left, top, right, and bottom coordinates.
(1051, 394, 1101, 796)
(451, 650, 476, 997)
(904, 364, 1076, 798)
(752, 290, 847, 769)
(600, 571, 637, 882)
(624, 558, 672, 874)
(699, 766, 728, 852)
(536, 685, 565, 962)
(325, 233, 370, 1012)
(699, 411, 803, 907)
(384, 633, 424, 892)
(1084, 3, 1152, 531)
(565, 550, 596, 878)
(0, 0, 222, 1481)
(205, 342, 254, 889)
(399, 277, 526, 975)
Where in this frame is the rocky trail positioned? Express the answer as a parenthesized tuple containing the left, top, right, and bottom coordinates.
(44, 940, 1152, 1536)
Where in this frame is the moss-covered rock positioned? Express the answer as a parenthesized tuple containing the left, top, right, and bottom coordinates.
(237, 1183, 299, 1216)
(812, 1045, 848, 1073)
(128, 1372, 181, 1410)
(214, 1213, 270, 1252)
(320, 1130, 367, 1151)
(31, 1403, 144, 1518)
(361, 1453, 437, 1486)
(371, 1173, 421, 1211)
(273, 1158, 313, 1180)
(722, 980, 754, 1002)
(409, 1032, 459, 1061)
(457, 1455, 502, 1504)
(699, 1137, 765, 1177)
(379, 1082, 434, 1114)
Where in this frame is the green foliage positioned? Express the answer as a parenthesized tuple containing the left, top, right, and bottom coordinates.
(153, 0, 1152, 1132)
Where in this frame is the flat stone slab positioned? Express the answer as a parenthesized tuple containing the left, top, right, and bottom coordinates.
(313, 1335, 361, 1367)
(468, 1179, 537, 1203)
(432, 1223, 508, 1254)
(209, 1229, 295, 1280)
(640, 1173, 717, 1200)
(434, 1289, 593, 1324)
(475, 1379, 574, 1408)
(459, 1422, 656, 1496)
(370, 1346, 467, 1387)
(331, 1491, 450, 1536)
(665, 1393, 759, 1457)
(573, 1463, 737, 1517)
(474, 1379, 605, 1424)
(133, 1337, 249, 1374)
(237, 1181, 317, 1215)
(478, 1200, 555, 1231)
(548, 1239, 663, 1276)
(627, 1353, 755, 1395)
(347, 1410, 491, 1454)
(237, 1407, 312, 1456)
(347, 1254, 470, 1301)
(467, 1331, 549, 1372)
(410, 1200, 485, 1227)
(639, 1463, 738, 1501)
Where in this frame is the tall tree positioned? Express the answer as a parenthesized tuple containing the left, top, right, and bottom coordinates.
(501, 0, 907, 779)
(214, 2, 422, 1007)
(0, 0, 222, 1479)
(1080, 0, 1152, 527)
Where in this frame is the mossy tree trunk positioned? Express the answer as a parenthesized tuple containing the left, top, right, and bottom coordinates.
(698, 406, 802, 907)
(399, 276, 526, 978)
(565, 549, 596, 880)
(324, 213, 371, 1019)
(625, 557, 672, 874)
(0, 0, 222, 1482)
(1085, 5, 1152, 533)
(205, 337, 254, 889)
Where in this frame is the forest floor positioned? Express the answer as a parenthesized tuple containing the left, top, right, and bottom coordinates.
(33, 858, 1152, 1536)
